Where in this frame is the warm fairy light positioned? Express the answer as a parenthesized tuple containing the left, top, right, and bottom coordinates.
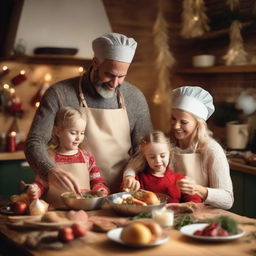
(152, 92, 162, 105)
(3, 84, 9, 89)
(44, 73, 52, 83)
(78, 66, 84, 74)
(193, 16, 199, 21)
(10, 131, 17, 136)
(9, 88, 15, 94)
(20, 70, 26, 75)
(35, 102, 40, 108)
(2, 66, 8, 71)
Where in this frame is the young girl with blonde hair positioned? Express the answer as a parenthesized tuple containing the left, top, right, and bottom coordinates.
(122, 130, 202, 203)
(28, 106, 109, 208)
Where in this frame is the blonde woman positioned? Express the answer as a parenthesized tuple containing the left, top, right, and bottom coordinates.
(124, 86, 234, 210)
(28, 106, 109, 208)
(122, 130, 202, 203)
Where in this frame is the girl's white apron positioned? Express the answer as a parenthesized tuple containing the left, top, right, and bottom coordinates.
(46, 153, 90, 209)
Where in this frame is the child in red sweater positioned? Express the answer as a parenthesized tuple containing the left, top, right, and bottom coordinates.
(122, 130, 201, 203)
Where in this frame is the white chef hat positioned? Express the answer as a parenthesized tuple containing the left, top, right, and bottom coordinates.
(92, 33, 137, 63)
(172, 86, 215, 120)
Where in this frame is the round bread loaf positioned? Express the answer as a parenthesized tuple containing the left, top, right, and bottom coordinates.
(135, 219, 163, 242)
(120, 222, 152, 245)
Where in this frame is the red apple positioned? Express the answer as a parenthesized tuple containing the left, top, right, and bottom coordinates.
(58, 227, 74, 243)
(11, 201, 28, 215)
(71, 223, 86, 238)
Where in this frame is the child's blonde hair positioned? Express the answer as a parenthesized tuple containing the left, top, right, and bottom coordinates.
(129, 130, 174, 172)
(48, 107, 86, 154)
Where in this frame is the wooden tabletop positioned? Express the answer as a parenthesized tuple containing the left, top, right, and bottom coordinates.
(0, 207, 256, 256)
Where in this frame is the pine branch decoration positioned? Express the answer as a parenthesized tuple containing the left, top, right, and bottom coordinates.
(226, 0, 240, 11)
(181, 0, 210, 38)
(223, 20, 248, 65)
(152, 8, 175, 132)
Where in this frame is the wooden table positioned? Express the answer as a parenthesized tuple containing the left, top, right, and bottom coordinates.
(0, 207, 255, 256)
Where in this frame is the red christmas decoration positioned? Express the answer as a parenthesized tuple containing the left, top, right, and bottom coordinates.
(11, 70, 27, 85)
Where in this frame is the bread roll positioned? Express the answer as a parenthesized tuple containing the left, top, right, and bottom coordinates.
(120, 222, 152, 245)
(135, 219, 163, 242)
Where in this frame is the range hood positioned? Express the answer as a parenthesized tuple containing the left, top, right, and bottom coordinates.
(14, 0, 112, 59)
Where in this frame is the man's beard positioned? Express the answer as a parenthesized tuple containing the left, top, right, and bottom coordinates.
(93, 69, 116, 99)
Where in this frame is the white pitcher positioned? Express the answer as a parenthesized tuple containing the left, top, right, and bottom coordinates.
(226, 121, 249, 149)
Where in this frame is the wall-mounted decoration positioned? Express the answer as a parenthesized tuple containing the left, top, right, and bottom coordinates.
(11, 70, 27, 85)
(223, 20, 249, 65)
(180, 0, 210, 38)
(152, 0, 175, 132)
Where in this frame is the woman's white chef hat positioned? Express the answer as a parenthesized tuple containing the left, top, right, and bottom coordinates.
(92, 33, 137, 63)
(172, 86, 215, 120)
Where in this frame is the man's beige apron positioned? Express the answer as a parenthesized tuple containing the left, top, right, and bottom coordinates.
(78, 81, 131, 193)
(46, 157, 90, 209)
(174, 152, 208, 186)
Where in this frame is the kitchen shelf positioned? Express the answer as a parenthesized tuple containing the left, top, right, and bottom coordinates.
(185, 21, 254, 41)
(174, 65, 256, 74)
(0, 151, 25, 161)
(0, 55, 92, 67)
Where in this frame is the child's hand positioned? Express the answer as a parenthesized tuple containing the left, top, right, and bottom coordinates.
(122, 175, 140, 192)
(177, 176, 196, 195)
(27, 184, 40, 200)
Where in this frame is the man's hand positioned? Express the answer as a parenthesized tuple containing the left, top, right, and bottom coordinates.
(122, 175, 140, 192)
(48, 167, 81, 195)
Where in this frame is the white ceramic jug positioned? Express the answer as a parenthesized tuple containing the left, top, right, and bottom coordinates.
(226, 121, 249, 149)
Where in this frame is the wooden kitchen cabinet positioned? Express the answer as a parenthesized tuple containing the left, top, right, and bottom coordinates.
(230, 168, 256, 218)
(0, 159, 35, 201)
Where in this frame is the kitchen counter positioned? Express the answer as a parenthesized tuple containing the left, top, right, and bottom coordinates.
(0, 207, 256, 256)
(229, 159, 256, 176)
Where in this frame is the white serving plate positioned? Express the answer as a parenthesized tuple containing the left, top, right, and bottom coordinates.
(107, 227, 169, 248)
(180, 223, 245, 242)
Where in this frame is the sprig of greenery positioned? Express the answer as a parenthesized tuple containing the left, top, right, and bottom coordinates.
(131, 212, 152, 220)
(174, 214, 196, 230)
(204, 215, 238, 235)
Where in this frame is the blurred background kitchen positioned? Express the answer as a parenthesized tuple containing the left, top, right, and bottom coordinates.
(0, 0, 255, 217)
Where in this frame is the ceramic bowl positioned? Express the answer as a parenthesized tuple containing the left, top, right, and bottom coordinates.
(106, 192, 169, 216)
(192, 55, 215, 67)
(61, 191, 106, 211)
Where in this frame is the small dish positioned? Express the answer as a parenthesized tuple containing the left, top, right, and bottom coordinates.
(61, 191, 106, 211)
(107, 227, 169, 248)
(180, 223, 245, 242)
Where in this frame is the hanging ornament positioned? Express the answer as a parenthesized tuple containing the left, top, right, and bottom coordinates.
(223, 20, 248, 66)
(11, 70, 27, 85)
(152, 0, 175, 132)
(181, 0, 210, 38)
(226, 0, 240, 11)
